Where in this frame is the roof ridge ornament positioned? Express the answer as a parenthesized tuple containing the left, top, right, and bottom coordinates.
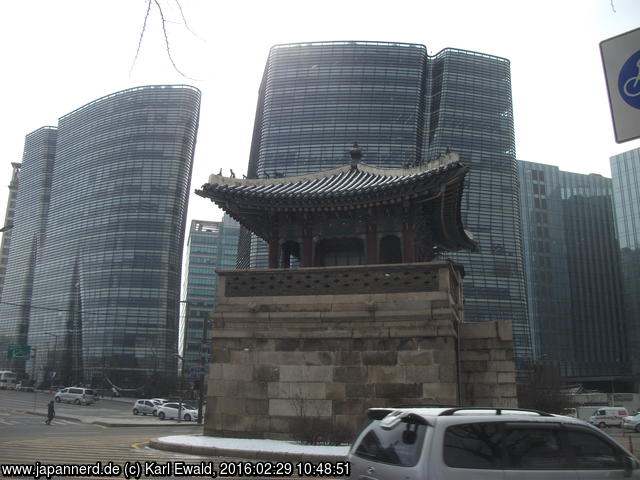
(350, 142, 362, 169)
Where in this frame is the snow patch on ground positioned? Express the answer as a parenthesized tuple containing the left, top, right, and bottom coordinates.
(158, 435, 351, 456)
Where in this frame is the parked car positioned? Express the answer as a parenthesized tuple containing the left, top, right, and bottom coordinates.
(54, 387, 96, 405)
(347, 406, 640, 479)
(156, 402, 198, 421)
(623, 413, 640, 432)
(132, 399, 156, 416)
(589, 406, 628, 428)
(150, 398, 169, 416)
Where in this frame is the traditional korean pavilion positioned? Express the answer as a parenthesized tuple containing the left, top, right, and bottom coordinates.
(196, 146, 476, 268)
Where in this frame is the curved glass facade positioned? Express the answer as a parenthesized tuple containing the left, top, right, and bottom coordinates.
(241, 41, 531, 369)
(426, 49, 531, 370)
(0, 85, 201, 387)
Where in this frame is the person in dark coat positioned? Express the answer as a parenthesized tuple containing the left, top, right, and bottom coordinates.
(45, 400, 55, 425)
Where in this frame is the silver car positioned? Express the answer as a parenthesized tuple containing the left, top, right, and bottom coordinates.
(347, 406, 640, 479)
(132, 399, 156, 416)
(623, 413, 640, 432)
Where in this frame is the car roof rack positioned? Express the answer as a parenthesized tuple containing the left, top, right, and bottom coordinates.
(437, 407, 555, 417)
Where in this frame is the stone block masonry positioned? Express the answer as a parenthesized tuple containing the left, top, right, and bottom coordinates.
(203, 262, 517, 440)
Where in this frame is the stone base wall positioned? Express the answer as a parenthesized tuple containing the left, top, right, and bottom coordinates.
(459, 321, 517, 407)
(203, 262, 516, 440)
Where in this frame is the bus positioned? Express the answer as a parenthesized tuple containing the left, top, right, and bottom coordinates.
(0, 371, 17, 389)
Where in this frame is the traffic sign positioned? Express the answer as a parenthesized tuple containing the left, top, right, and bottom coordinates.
(601, 27, 640, 143)
(7, 344, 31, 360)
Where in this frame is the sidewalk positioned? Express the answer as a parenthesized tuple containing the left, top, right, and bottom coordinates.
(149, 435, 350, 461)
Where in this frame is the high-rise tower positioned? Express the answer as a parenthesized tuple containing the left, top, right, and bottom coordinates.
(611, 147, 640, 391)
(0, 85, 201, 387)
(241, 41, 531, 368)
(519, 161, 628, 387)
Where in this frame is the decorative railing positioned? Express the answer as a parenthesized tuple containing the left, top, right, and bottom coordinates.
(220, 262, 461, 297)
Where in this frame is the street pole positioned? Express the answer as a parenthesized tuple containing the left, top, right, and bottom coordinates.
(31, 348, 37, 412)
(197, 311, 209, 424)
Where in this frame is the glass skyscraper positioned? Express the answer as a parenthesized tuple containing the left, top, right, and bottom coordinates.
(0, 85, 201, 388)
(181, 215, 239, 386)
(610, 147, 640, 390)
(519, 161, 628, 386)
(241, 41, 531, 368)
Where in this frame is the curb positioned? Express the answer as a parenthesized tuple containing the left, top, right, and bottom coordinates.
(148, 439, 347, 462)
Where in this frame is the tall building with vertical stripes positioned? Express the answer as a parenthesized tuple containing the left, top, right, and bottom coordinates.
(519, 160, 628, 387)
(0, 85, 201, 388)
(611, 147, 640, 390)
(240, 41, 531, 370)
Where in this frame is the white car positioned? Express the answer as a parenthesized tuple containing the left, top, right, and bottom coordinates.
(347, 406, 640, 479)
(623, 413, 640, 432)
(156, 402, 198, 421)
(150, 398, 169, 416)
(132, 399, 156, 416)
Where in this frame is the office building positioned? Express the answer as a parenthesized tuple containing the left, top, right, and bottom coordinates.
(519, 161, 628, 387)
(610, 147, 640, 390)
(241, 41, 531, 368)
(180, 216, 239, 386)
(0, 85, 201, 388)
(0, 163, 21, 298)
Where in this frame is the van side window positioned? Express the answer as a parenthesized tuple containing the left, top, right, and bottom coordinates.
(443, 422, 503, 469)
(503, 427, 567, 469)
(566, 429, 625, 469)
(354, 420, 426, 466)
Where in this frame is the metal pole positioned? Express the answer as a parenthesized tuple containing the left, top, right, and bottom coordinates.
(197, 311, 209, 424)
(32, 348, 37, 412)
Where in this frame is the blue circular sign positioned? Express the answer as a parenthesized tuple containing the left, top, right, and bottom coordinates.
(618, 49, 640, 109)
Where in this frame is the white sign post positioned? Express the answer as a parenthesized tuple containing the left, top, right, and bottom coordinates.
(600, 27, 640, 143)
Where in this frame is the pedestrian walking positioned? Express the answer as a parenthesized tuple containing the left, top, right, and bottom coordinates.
(45, 400, 55, 425)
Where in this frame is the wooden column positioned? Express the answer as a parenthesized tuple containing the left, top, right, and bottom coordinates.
(366, 223, 378, 264)
(403, 206, 415, 263)
(268, 228, 279, 268)
(302, 226, 313, 267)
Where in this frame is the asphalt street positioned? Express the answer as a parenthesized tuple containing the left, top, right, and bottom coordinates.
(0, 390, 335, 480)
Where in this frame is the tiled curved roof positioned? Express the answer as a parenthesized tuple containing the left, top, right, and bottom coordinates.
(196, 152, 476, 253)
(197, 154, 465, 210)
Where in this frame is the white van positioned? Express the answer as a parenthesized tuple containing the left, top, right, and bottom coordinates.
(54, 387, 96, 405)
(589, 406, 628, 427)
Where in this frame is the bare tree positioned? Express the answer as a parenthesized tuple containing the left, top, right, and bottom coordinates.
(517, 364, 573, 414)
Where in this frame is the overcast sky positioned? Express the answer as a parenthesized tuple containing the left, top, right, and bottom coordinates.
(1, 0, 639, 227)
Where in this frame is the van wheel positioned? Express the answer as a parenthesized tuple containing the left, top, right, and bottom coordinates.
(598, 422, 606, 428)
(133, 409, 139, 415)
(74, 399, 81, 405)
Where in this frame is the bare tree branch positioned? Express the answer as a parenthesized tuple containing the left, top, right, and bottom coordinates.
(173, 0, 204, 41)
(130, 0, 199, 80)
(130, 0, 153, 77)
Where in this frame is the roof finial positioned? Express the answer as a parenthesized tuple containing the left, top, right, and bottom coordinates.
(350, 142, 362, 169)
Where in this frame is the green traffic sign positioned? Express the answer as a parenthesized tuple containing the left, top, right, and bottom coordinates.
(7, 344, 31, 360)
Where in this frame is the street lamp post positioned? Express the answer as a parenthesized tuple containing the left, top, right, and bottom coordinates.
(174, 354, 184, 423)
(44, 332, 59, 386)
(197, 311, 210, 425)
